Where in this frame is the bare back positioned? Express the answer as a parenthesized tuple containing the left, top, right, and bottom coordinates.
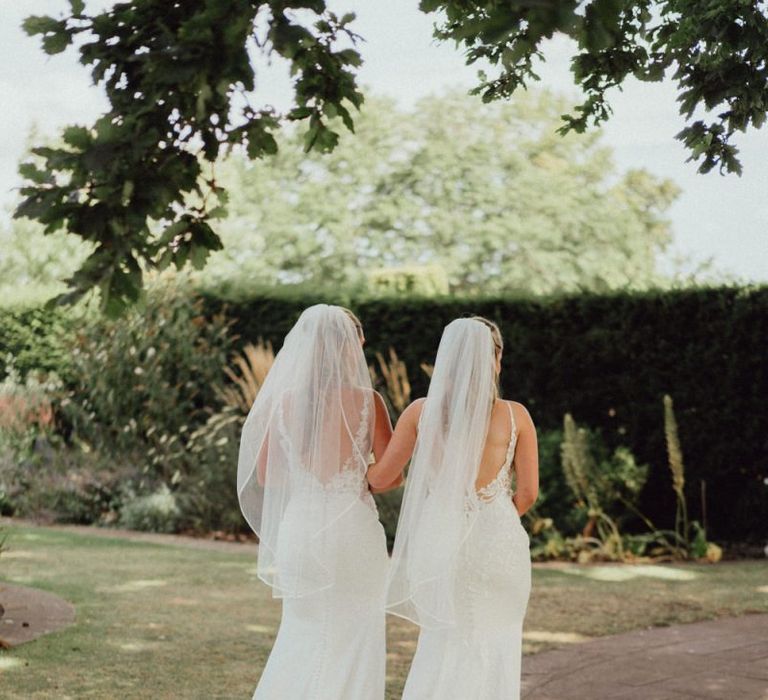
(474, 400, 517, 491)
(367, 396, 538, 518)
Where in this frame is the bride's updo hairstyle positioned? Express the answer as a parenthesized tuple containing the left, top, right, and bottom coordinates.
(470, 316, 503, 358)
(470, 316, 503, 397)
(340, 307, 364, 343)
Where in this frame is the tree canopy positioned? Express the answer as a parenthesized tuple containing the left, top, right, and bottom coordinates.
(16, 0, 768, 312)
(427, 0, 768, 176)
(202, 91, 680, 296)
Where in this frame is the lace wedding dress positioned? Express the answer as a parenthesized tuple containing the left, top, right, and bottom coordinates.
(402, 403, 531, 700)
(237, 306, 389, 700)
(253, 471, 388, 699)
(251, 398, 389, 700)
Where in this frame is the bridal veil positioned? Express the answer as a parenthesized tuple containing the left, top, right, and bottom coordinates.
(237, 304, 374, 599)
(386, 318, 497, 628)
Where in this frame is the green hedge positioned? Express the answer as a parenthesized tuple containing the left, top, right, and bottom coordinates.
(202, 286, 768, 542)
(2, 286, 766, 541)
(0, 306, 74, 380)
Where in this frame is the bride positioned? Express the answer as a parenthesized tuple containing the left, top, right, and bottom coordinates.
(367, 316, 539, 700)
(237, 305, 400, 700)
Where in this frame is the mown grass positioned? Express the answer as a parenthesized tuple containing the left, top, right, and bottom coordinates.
(1, 524, 766, 699)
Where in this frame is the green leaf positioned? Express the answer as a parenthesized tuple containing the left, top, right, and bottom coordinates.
(288, 106, 313, 121)
(18, 162, 52, 185)
(43, 30, 73, 55)
(337, 49, 362, 68)
(158, 219, 190, 246)
(63, 125, 92, 150)
(303, 121, 339, 153)
(22, 15, 62, 37)
(189, 244, 211, 270)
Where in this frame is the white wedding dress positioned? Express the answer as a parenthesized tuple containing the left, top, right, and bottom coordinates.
(402, 403, 531, 700)
(252, 401, 389, 700)
(237, 306, 390, 700)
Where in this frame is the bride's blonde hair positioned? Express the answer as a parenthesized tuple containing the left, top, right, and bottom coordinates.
(470, 316, 503, 357)
(470, 316, 503, 399)
(339, 307, 364, 341)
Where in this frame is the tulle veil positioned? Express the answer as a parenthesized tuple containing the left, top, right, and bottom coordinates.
(237, 304, 374, 599)
(386, 318, 498, 628)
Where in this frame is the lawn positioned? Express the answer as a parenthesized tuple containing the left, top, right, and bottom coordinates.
(1, 524, 766, 699)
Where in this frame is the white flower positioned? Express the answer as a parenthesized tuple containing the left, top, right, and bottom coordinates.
(134, 367, 144, 375)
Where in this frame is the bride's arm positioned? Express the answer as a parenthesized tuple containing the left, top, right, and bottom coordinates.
(367, 398, 424, 490)
(368, 391, 400, 493)
(256, 433, 269, 486)
(511, 402, 539, 516)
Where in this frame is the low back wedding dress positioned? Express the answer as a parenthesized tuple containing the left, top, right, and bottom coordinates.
(387, 319, 532, 700)
(238, 305, 388, 700)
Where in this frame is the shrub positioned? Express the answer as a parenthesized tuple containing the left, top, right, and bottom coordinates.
(0, 359, 60, 443)
(61, 281, 234, 483)
(559, 414, 649, 559)
(174, 408, 245, 533)
(1, 282, 242, 533)
(0, 439, 130, 525)
(0, 306, 74, 381)
(119, 484, 182, 533)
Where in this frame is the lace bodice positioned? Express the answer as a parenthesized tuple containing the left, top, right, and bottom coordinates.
(307, 468, 377, 512)
(276, 394, 376, 512)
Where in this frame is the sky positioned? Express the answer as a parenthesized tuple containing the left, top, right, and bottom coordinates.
(1, 0, 766, 281)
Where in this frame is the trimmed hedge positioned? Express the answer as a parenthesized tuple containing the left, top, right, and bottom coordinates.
(2, 286, 766, 541)
(203, 286, 768, 542)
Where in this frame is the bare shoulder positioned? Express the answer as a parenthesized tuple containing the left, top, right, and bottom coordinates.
(400, 397, 426, 425)
(505, 400, 535, 431)
(372, 389, 388, 409)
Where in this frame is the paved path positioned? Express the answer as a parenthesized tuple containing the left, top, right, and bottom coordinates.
(522, 613, 768, 699)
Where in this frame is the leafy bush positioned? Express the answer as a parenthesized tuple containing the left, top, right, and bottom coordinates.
(61, 281, 234, 483)
(1, 282, 244, 533)
(174, 408, 245, 533)
(0, 439, 130, 525)
(562, 414, 648, 533)
(119, 485, 182, 533)
(0, 306, 74, 381)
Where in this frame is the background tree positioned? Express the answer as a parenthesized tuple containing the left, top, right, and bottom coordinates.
(16, 0, 767, 310)
(205, 91, 680, 295)
(18, 0, 364, 314)
(0, 216, 89, 307)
